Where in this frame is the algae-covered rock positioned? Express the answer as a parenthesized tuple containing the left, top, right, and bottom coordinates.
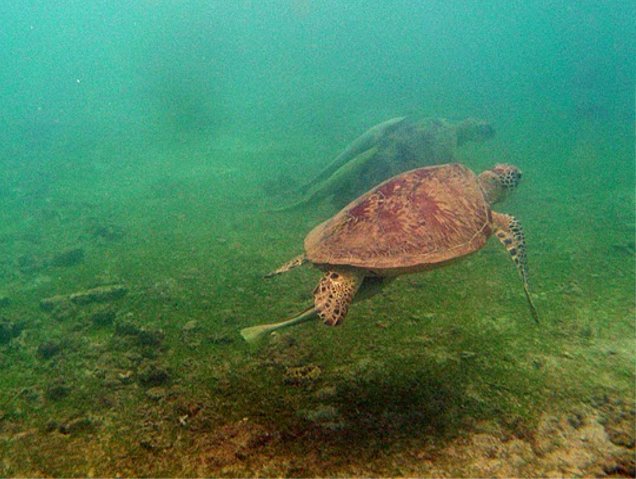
(299, 404, 345, 431)
(45, 380, 70, 401)
(283, 364, 321, 386)
(59, 416, 98, 435)
(138, 361, 169, 387)
(90, 307, 116, 326)
(40, 294, 69, 312)
(0, 317, 24, 344)
(37, 340, 63, 360)
(69, 284, 127, 305)
(50, 247, 84, 267)
(145, 386, 168, 401)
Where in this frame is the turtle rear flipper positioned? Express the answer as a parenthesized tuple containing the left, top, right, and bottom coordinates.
(265, 254, 307, 278)
(314, 270, 364, 326)
(492, 212, 539, 323)
(240, 305, 317, 343)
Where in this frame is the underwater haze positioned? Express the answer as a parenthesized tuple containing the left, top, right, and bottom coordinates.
(0, 1, 634, 476)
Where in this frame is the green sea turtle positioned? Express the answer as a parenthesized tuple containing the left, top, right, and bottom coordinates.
(282, 116, 495, 211)
(242, 162, 538, 342)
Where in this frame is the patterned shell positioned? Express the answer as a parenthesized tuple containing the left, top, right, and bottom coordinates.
(304, 163, 492, 270)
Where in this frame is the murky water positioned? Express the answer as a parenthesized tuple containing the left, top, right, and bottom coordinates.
(0, 1, 634, 476)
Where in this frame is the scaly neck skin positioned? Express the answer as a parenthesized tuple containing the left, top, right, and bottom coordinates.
(478, 171, 507, 206)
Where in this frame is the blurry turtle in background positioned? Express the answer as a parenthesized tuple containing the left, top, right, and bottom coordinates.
(279, 116, 495, 211)
(242, 162, 538, 342)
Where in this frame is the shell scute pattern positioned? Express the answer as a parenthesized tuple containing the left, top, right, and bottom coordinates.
(305, 164, 492, 270)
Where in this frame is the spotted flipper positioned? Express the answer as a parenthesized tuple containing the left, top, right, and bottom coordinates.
(492, 212, 539, 323)
(313, 270, 364, 326)
(265, 254, 307, 278)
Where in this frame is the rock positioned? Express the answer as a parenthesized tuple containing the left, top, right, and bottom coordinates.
(138, 362, 169, 387)
(59, 416, 97, 434)
(208, 333, 234, 345)
(145, 387, 168, 401)
(40, 295, 69, 312)
(283, 364, 322, 386)
(45, 381, 70, 401)
(44, 420, 60, 433)
(460, 351, 477, 360)
(114, 317, 142, 336)
(89, 223, 123, 241)
(136, 328, 165, 347)
(0, 317, 24, 344)
(196, 418, 272, 467)
(314, 385, 338, 401)
(300, 404, 345, 430)
(18, 254, 46, 273)
(181, 320, 199, 333)
(567, 410, 585, 429)
(600, 397, 636, 449)
(37, 340, 62, 359)
(90, 307, 116, 326)
(69, 284, 127, 305)
(117, 370, 134, 384)
(50, 248, 84, 267)
(302, 405, 339, 423)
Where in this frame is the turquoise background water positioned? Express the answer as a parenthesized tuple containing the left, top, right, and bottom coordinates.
(0, 1, 634, 476)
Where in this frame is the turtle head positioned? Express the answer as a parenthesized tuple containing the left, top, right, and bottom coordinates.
(478, 164, 522, 205)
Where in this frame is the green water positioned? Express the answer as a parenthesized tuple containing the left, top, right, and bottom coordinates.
(1, 1, 634, 477)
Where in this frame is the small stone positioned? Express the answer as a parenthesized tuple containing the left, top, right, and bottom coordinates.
(138, 362, 169, 387)
(37, 340, 62, 359)
(283, 364, 322, 386)
(314, 385, 338, 401)
(460, 351, 477, 360)
(59, 416, 96, 434)
(299, 404, 345, 430)
(208, 333, 234, 345)
(567, 411, 584, 429)
(561, 281, 583, 296)
(45, 382, 70, 401)
(182, 320, 199, 333)
(50, 248, 84, 267)
(117, 370, 134, 384)
(411, 312, 436, 321)
(532, 358, 544, 369)
(44, 420, 60, 433)
(145, 387, 167, 401)
(136, 328, 164, 347)
(90, 223, 123, 241)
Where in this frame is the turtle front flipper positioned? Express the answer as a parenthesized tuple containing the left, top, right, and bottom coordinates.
(314, 269, 364, 326)
(492, 212, 539, 323)
(265, 254, 307, 278)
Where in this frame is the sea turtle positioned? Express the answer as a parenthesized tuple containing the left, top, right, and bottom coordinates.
(280, 116, 495, 211)
(242, 162, 538, 342)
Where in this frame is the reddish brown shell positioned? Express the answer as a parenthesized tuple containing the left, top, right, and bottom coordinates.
(304, 163, 492, 272)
